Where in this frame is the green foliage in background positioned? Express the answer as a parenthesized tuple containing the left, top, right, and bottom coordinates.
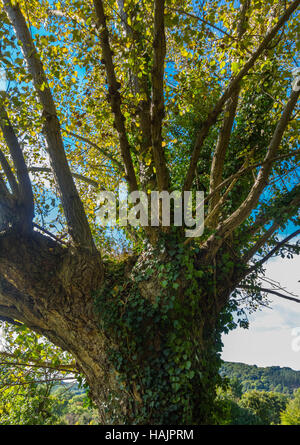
(220, 361, 300, 395)
(281, 388, 300, 425)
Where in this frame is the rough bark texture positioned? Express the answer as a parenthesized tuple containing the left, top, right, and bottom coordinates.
(0, 229, 113, 419)
(1, 0, 299, 426)
(0, 227, 229, 423)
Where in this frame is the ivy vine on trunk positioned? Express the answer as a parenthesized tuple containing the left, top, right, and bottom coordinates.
(0, 0, 299, 424)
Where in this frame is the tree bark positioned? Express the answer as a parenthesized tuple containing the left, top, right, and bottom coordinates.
(1, 0, 299, 426)
(0, 230, 228, 424)
(0, 229, 112, 416)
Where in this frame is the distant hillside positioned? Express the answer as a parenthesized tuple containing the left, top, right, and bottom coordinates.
(220, 362, 300, 395)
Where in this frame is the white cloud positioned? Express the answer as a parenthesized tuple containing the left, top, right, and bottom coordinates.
(222, 254, 300, 370)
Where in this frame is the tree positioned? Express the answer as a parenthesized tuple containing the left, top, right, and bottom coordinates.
(215, 377, 259, 425)
(240, 390, 288, 425)
(0, 0, 299, 424)
(281, 389, 300, 425)
(216, 384, 289, 425)
(56, 393, 100, 425)
(228, 377, 243, 400)
(0, 382, 61, 425)
(0, 322, 76, 424)
(220, 362, 300, 394)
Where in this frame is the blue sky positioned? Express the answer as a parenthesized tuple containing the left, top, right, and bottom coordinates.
(222, 252, 300, 370)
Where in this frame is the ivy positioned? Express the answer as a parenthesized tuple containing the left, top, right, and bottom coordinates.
(93, 234, 242, 424)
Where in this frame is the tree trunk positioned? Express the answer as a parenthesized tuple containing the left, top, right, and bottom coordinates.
(0, 230, 227, 424)
(88, 243, 227, 424)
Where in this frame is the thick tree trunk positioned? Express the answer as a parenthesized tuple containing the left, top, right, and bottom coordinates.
(87, 246, 227, 424)
(0, 231, 227, 424)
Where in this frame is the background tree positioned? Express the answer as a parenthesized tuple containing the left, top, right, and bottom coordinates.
(0, 321, 77, 424)
(0, 319, 100, 424)
(216, 379, 262, 425)
(281, 388, 300, 425)
(239, 390, 288, 425)
(0, 0, 299, 424)
(220, 362, 300, 394)
(216, 380, 289, 424)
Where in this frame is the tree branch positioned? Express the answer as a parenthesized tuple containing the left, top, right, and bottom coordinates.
(0, 303, 24, 327)
(28, 166, 99, 188)
(0, 351, 78, 374)
(116, 1, 155, 190)
(166, 6, 237, 42)
(242, 221, 280, 264)
(0, 377, 75, 390)
(151, 0, 169, 191)
(183, 149, 300, 245)
(64, 129, 124, 172)
(3, 0, 97, 252)
(238, 285, 300, 303)
(183, 0, 300, 190)
(0, 314, 22, 326)
(32, 222, 69, 246)
(247, 229, 300, 273)
(208, 1, 250, 227)
(93, 0, 138, 193)
(0, 146, 19, 196)
(0, 174, 10, 198)
(0, 103, 34, 229)
(204, 88, 300, 256)
(208, 89, 239, 225)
